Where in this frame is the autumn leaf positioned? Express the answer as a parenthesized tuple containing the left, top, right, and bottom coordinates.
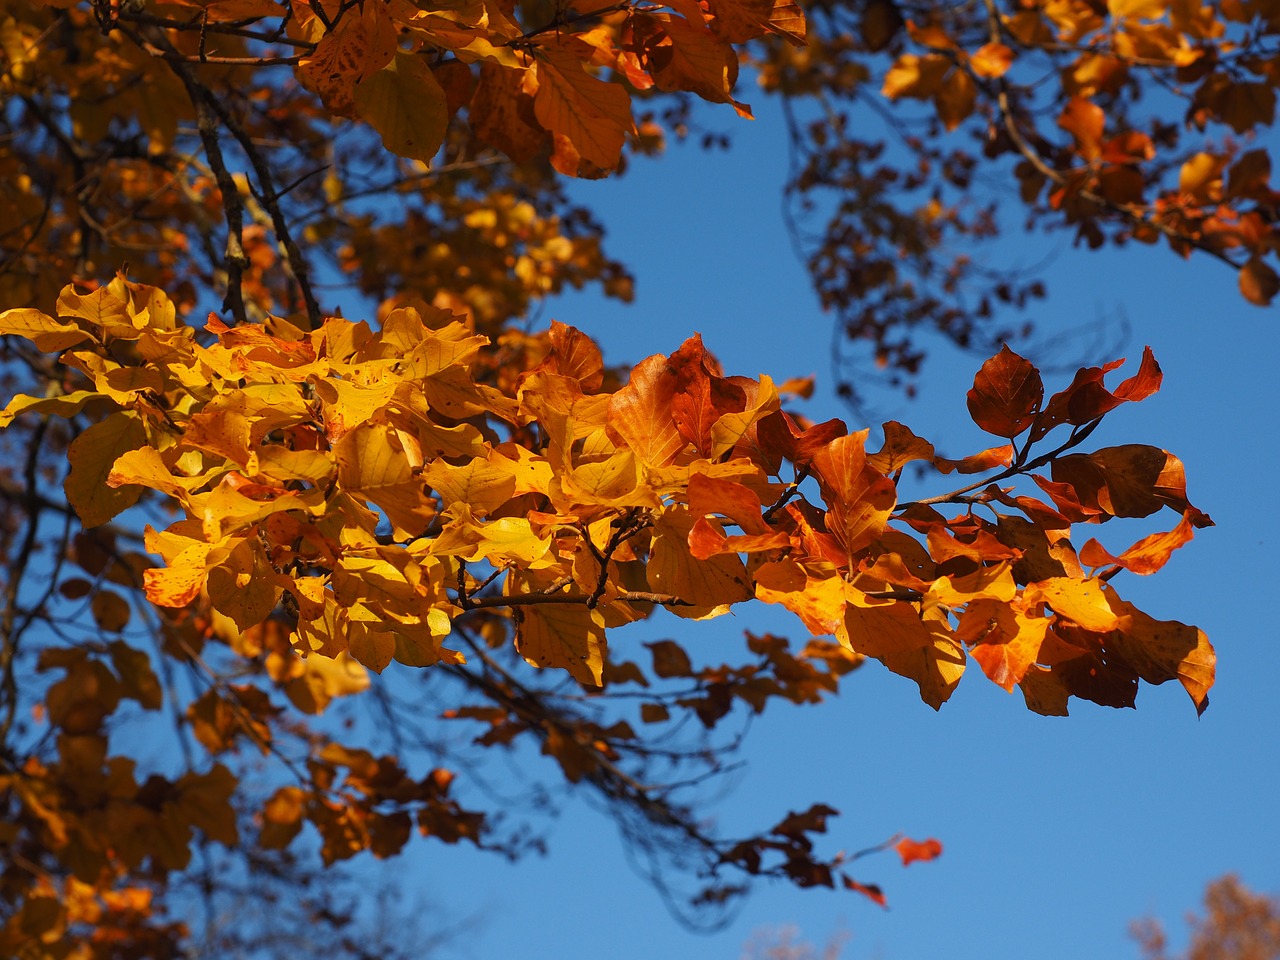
(1058, 97, 1105, 160)
(354, 53, 450, 164)
(966, 345, 1044, 438)
(533, 48, 633, 173)
(935, 68, 976, 131)
(841, 602, 965, 709)
(882, 53, 950, 100)
(810, 430, 897, 554)
(842, 875, 888, 907)
(0, 307, 95, 352)
(970, 42, 1014, 78)
(513, 590, 607, 686)
(606, 351, 685, 467)
(65, 412, 149, 527)
(894, 836, 943, 865)
(0, 0, 1252, 944)
(1240, 257, 1280, 306)
(868, 421, 936, 474)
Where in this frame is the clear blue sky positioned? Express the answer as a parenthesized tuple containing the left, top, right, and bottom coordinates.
(401, 92, 1279, 959)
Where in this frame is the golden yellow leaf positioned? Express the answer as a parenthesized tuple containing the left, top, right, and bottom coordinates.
(882, 53, 950, 100)
(354, 52, 449, 163)
(260, 786, 308, 850)
(515, 597, 607, 686)
(0, 307, 94, 351)
(206, 538, 283, 631)
(336, 423, 437, 539)
(754, 559, 851, 637)
(1026, 577, 1120, 632)
(969, 42, 1014, 78)
(0, 390, 101, 429)
(463, 516, 553, 565)
(925, 562, 1017, 609)
(1108, 0, 1169, 19)
(423, 457, 518, 517)
(647, 506, 752, 617)
(284, 652, 371, 715)
(64, 411, 148, 527)
(292, 591, 349, 659)
(1179, 151, 1226, 202)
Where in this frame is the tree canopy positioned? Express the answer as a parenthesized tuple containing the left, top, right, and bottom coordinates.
(0, 0, 1260, 953)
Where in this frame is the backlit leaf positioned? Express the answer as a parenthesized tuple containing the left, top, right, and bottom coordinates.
(967, 346, 1043, 438)
(354, 52, 449, 163)
(65, 412, 148, 527)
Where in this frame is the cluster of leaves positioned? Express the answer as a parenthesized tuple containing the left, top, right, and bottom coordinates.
(2, 0, 1275, 406)
(0, 271, 1212, 951)
(1, 278, 1215, 708)
(0, 0, 1235, 955)
(751, 0, 1280, 398)
(1132, 874, 1280, 960)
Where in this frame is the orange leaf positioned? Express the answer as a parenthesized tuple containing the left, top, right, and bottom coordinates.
(882, 53, 950, 100)
(668, 335, 747, 457)
(811, 431, 897, 555)
(1030, 348, 1161, 440)
(959, 600, 1049, 691)
(841, 602, 965, 708)
(933, 443, 1014, 475)
(1103, 586, 1214, 714)
(470, 64, 548, 164)
(706, 0, 805, 45)
(687, 472, 768, 534)
(1050, 445, 1210, 523)
(970, 42, 1014, 78)
(533, 48, 633, 173)
(842, 875, 888, 907)
(639, 13, 742, 109)
(935, 67, 976, 131)
(1058, 97, 1105, 160)
(1080, 510, 1197, 575)
(868, 421, 935, 474)
(607, 351, 685, 467)
(894, 836, 943, 865)
(1240, 257, 1280, 306)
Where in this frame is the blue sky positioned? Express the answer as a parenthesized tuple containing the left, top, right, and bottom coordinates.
(400, 89, 1280, 960)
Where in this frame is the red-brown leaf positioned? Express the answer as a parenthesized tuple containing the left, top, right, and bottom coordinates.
(966, 346, 1044, 438)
